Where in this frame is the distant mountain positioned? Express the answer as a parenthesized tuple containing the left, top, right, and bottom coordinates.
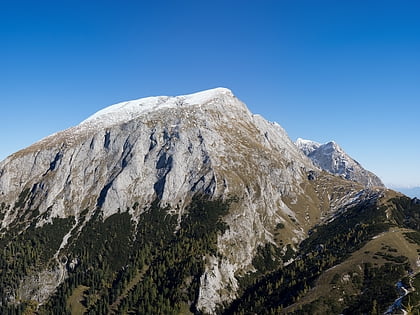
(296, 138, 384, 188)
(1, 88, 419, 315)
(393, 186, 420, 198)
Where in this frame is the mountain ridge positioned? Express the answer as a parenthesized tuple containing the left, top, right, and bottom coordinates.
(295, 137, 384, 188)
(80, 87, 236, 127)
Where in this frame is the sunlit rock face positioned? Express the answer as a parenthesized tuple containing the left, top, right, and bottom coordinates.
(296, 138, 384, 188)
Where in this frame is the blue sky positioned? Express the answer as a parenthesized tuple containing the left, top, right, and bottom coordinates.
(1, 0, 419, 187)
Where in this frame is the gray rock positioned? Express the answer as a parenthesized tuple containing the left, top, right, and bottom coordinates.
(296, 138, 384, 188)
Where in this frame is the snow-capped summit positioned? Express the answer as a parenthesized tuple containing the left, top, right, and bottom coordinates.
(81, 87, 235, 129)
(295, 138, 321, 156)
(295, 138, 384, 187)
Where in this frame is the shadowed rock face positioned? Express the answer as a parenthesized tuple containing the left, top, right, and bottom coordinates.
(296, 138, 384, 188)
(0, 88, 384, 312)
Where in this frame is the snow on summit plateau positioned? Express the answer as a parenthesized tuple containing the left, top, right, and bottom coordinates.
(80, 87, 234, 128)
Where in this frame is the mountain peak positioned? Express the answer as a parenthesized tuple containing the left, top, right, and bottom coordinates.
(295, 138, 384, 187)
(325, 140, 337, 146)
(295, 138, 319, 146)
(80, 87, 235, 128)
(295, 138, 321, 156)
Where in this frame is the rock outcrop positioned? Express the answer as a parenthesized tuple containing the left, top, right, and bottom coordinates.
(295, 138, 384, 188)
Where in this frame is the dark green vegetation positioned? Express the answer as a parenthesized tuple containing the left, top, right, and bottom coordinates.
(0, 217, 74, 315)
(226, 195, 420, 315)
(292, 262, 408, 315)
(0, 196, 231, 315)
(1, 193, 420, 314)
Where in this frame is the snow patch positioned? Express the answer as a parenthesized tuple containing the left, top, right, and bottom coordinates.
(80, 87, 233, 129)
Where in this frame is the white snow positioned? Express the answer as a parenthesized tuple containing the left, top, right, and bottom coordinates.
(295, 138, 321, 156)
(80, 87, 233, 128)
(295, 138, 320, 146)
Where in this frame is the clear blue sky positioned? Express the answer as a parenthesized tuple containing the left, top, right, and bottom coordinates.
(1, 0, 419, 187)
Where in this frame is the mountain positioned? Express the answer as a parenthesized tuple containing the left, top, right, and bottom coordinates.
(0, 88, 419, 315)
(295, 138, 384, 188)
(393, 186, 420, 199)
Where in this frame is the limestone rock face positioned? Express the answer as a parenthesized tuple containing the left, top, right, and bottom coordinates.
(0, 88, 381, 312)
(295, 138, 384, 188)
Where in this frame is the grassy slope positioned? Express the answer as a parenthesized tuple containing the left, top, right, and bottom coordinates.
(284, 227, 420, 313)
(227, 191, 420, 315)
(66, 285, 89, 315)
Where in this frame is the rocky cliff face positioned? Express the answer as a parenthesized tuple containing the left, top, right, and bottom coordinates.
(0, 88, 384, 313)
(295, 138, 384, 188)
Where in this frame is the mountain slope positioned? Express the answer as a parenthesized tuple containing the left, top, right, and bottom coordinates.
(1, 88, 415, 315)
(295, 138, 384, 188)
(227, 191, 420, 314)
